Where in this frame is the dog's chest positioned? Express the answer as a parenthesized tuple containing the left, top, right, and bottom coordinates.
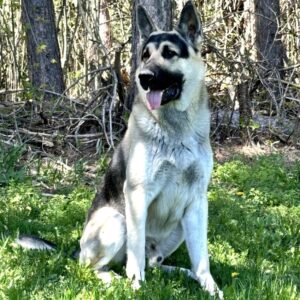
(151, 134, 199, 171)
(146, 137, 205, 237)
(146, 172, 195, 235)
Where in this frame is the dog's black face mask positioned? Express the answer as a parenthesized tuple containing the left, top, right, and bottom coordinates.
(137, 32, 189, 110)
(136, 2, 203, 111)
(138, 66, 183, 110)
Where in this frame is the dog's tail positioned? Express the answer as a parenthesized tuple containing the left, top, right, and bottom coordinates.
(16, 234, 57, 251)
(15, 234, 80, 259)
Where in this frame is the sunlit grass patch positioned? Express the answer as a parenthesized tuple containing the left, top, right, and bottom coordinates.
(0, 149, 299, 299)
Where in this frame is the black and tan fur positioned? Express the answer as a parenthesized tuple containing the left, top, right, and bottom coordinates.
(79, 1, 222, 298)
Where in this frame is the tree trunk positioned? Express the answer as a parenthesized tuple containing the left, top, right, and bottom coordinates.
(100, 0, 112, 49)
(254, 0, 285, 112)
(126, 0, 172, 110)
(22, 0, 65, 104)
(255, 0, 284, 68)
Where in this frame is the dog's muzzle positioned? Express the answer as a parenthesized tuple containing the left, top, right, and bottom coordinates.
(138, 68, 183, 110)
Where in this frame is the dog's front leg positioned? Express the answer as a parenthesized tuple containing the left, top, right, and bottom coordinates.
(124, 184, 148, 289)
(182, 195, 223, 299)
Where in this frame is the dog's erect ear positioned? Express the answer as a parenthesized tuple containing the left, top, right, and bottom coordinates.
(177, 1, 203, 49)
(137, 5, 156, 42)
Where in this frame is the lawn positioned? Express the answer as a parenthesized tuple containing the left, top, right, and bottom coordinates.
(0, 145, 299, 299)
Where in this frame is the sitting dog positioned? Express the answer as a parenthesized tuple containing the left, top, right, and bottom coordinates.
(79, 1, 222, 298)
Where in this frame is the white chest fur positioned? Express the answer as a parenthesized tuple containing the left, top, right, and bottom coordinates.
(126, 105, 212, 241)
(144, 134, 212, 240)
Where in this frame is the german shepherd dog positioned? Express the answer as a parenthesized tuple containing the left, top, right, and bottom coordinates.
(79, 1, 222, 298)
(17, 1, 222, 298)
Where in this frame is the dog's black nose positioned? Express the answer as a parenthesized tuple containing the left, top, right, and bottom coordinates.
(139, 70, 154, 90)
(156, 256, 163, 263)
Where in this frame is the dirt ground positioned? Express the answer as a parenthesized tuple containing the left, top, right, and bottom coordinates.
(213, 140, 300, 164)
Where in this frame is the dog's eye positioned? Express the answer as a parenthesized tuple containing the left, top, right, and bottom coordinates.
(142, 49, 150, 61)
(162, 46, 177, 59)
(150, 243, 156, 251)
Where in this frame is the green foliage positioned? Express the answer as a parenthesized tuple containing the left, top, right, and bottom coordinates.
(209, 155, 300, 299)
(0, 152, 299, 299)
(0, 143, 27, 185)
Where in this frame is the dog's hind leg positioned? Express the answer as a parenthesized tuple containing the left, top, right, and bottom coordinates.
(79, 207, 126, 273)
(160, 265, 197, 280)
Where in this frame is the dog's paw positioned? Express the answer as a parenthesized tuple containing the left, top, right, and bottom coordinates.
(126, 268, 143, 290)
(197, 272, 223, 299)
(126, 259, 145, 289)
(95, 270, 121, 285)
(132, 278, 142, 290)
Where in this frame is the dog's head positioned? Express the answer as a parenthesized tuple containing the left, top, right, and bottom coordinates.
(136, 1, 205, 111)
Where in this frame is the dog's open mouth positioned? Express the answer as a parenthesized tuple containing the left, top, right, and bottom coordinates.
(146, 83, 182, 110)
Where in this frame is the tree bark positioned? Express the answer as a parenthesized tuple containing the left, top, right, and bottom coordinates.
(255, 0, 284, 69)
(100, 0, 112, 49)
(254, 0, 285, 110)
(126, 0, 172, 110)
(22, 0, 65, 103)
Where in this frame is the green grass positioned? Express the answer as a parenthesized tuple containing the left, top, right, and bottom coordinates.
(0, 145, 299, 299)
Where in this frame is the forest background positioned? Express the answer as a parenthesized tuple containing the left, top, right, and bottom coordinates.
(0, 0, 299, 159)
(0, 1, 299, 299)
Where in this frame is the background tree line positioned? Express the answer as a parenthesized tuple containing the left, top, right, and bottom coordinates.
(0, 0, 299, 159)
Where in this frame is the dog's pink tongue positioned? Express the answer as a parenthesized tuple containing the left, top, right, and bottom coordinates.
(146, 91, 162, 110)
